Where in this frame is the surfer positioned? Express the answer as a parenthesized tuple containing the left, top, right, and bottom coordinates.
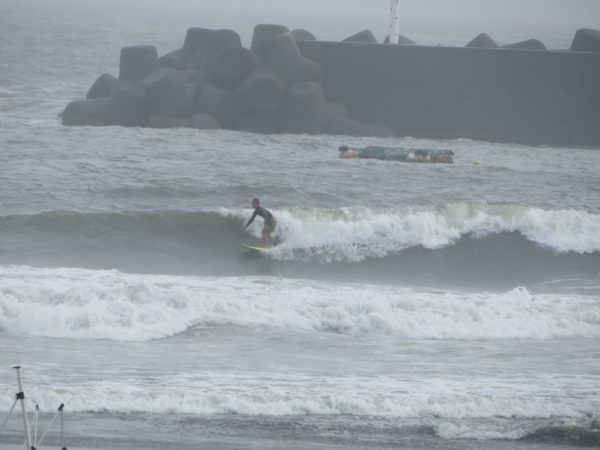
(243, 198, 277, 247)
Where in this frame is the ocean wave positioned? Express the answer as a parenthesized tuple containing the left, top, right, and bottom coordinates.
(0, 266, 598, 341)
(1, 372, 596, 424)
(224, 203, 600, 262)
(1, 204, 598, 268)
(434, 421, 600, 442)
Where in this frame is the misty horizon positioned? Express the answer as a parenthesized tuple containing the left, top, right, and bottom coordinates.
(4, 0, 599, 49)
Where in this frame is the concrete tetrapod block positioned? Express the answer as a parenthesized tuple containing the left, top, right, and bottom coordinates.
(201, 29, 242, 84)
(182, 82, 201, 117)
(216, 47, 256, 90)
(571, 28, 600, 52)
(466, 33, 499, 49)
(195, 83, 238, 128)
(304, 101, 348, 133)
(383, 34, 416, 45)
(195, 83, 228, 114)
(285, 57, 323, 84)
(61, 98, 110, 126)
(326, 101, 349, 120)
(147, 115, 192, 128)
(158, 49, 186, 70)
(290, 29, 317, 42)
(328, 116, 395, 138)
(187, 52, 204, 70)
(108, 82, 148, 126)
(257, 32, 322, 84)
(285, 81, 331, 134)
(119, 45, 159, 82)
(215, 94, 240, 129)
(236, 69, 286, 114)
(191, 113, 221, 130)
(503, 39, 547, 51)
(141, 68, 189, 117)
(87, 73, 118, 99)
(251, 24, 290, 53)
(343, 30, 378, 43)
(184, 27, 212, 56)
(256, 31, 302, 67)
(173, 69, 201, 83)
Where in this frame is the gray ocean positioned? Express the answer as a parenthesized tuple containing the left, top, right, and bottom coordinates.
(1, 0, 599, 449)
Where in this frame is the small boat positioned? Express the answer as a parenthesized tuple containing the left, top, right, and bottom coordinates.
(339, 146, 454, 164)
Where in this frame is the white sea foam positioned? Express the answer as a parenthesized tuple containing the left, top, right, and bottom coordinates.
(1, 371, 596, 425)
(224, 203, 600, 262)
(0, 266, 598, 341)
(434, 422, 535, 440)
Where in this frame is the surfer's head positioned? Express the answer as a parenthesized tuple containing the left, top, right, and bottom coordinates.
(339, 145, 349, 152)
(252, 198, 260, 208)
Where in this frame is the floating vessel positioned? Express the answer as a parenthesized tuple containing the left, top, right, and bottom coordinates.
(339, 146, 454, 163)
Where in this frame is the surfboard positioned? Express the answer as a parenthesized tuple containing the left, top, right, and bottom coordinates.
(241, 243, 271, 252)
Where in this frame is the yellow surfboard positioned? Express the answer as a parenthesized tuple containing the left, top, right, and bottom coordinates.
(241, 243, 271, 252)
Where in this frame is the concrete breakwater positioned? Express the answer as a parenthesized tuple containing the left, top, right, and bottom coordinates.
(62, 25, 600, 147)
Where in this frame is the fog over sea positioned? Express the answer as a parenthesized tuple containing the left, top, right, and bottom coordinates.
(1, 0, 599, 448)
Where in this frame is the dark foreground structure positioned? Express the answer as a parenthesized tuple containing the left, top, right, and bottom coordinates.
(62, 26, 600, 147)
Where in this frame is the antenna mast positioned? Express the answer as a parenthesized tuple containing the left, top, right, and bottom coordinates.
(389, 0, 400, 44)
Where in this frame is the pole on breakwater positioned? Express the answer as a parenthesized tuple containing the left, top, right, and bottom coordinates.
(389, 0, 400, 44)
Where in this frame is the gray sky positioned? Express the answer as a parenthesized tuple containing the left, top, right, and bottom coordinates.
(402, 0, 599, 25)
(7, 0, 598, 49)
(67, 0, 599, 27)
(177, 0, 600, 27)
(174, 0, 600, 46)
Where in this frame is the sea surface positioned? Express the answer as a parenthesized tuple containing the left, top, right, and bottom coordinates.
(1, 0, 599, 449)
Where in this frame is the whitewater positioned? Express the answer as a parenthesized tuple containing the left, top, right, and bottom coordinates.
(1, 267, 599, 341)
(1, 0, 600, 449)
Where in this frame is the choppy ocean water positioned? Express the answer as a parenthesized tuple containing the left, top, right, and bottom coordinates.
(1, 0, 599, 449)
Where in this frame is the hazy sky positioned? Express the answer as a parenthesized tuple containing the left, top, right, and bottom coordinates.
(3, 0, 598, 49)
(146, 0, 600, 46)
(164, 0, 600, 27)
(51, 0, 599, 27)
(402, 0, 598, 25)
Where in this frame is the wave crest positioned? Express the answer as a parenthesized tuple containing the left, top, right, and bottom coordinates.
(226, 203, 600, 262)
(1, 266, 598, 341)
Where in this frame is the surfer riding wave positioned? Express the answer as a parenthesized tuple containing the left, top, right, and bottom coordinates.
(243, 198, 278, 247)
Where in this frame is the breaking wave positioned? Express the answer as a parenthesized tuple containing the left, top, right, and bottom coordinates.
(227, 203, 600, 262)
(0, 266, 598, 341)
(1, 203, 598, 266)
(1, 370, 597, 443)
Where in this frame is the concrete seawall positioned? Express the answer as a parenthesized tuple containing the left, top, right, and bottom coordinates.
(298, 41, 600, 147)
(61, 24, 600, 148)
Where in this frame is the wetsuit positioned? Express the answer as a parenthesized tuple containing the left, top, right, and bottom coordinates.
(245, 206, 276, 231)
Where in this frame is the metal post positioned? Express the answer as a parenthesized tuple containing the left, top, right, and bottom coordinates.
(12, 366, 34, 450)
(389, 0, 400, 44)
(59, 404, 66, 450)
(33, 405, 39, 447)
(0, 397, 19, 435)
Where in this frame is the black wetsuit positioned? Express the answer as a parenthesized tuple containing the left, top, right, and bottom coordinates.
(245, 206, 276, 230)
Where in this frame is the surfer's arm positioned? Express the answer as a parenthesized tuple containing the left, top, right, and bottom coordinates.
(244, 210, 258, 229)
